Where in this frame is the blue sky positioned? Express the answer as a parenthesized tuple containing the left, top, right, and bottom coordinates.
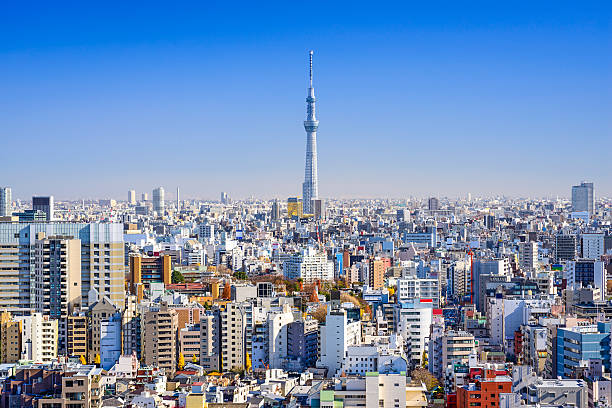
(1, 1, 610, 200)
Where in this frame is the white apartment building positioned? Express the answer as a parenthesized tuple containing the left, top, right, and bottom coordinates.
(582, 233, 604, 260)
(319, 308, 362, 377)
(220, 302, 248, 371)
(16, 313, 58, 363)
(397, 276, 440, 307)
(267, 304, 294, 369)
(395, 306, 433, 366)
(283, 247, 334, 282)
(198, 223, 215, 244)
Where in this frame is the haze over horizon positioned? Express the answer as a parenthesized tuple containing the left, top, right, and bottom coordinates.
(1, 1, 610, 200)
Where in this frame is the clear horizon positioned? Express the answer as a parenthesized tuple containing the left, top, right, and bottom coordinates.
(1, 2, 610, 200)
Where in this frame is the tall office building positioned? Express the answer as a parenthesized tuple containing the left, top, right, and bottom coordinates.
(302, 50, 319, 215)
(176, 187, 180, 212)
(220, 191, 230, 204)
(127, 189, 136, 205)
(271, 199, 280, 220)
(572, 181, 594, 214)
(152, 187, 165, 214)
(287, 197, 303, 219)
(0, 187, 11, 217)
(555, 234, 578, 262)
(32, 196, 54, 221)
(141, 192, 148, 202)
(0, 223, 125, 314)
(428, 197, 439, 211)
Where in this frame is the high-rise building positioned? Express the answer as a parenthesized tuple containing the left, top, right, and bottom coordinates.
(66, 314, 89, 360)
(287, 318, 319, 371)
(99, 312, 122, 370)
(32, 196, 54, 221)
(555, 234, 578, 262)
(312, 198, 324, 220)
(519, 241, 538, 271)
(32, 234, 82, 353)
(572, 181, 594, 214)
(319, 307, 361, 377)
(565, 260, 606, 294)
(127, 189, 136, 205)
(179, 323, 201, 363)
(220, 302, 247, 372)
(302, 50, 319, 215)
(176, 187, 180, 212)
(197, 223, 215, 244)
(441, 330, 476, 376)
(152, 187, 165, 214)
(16, 313, 58, 363)
(141, 192, 148, 202)
(143, 303, 179, 376)
(0, 187, 11, 217)
(555, 322, 611, 378)
(220, 191, 230, 204)
(396, 276, 440, 307)
(128, 253, 172, 291)
(89, 296, 118, 362)
(0, 223, 125, 314)
(368, 257, 389, 289)
(199, 312, 220, 371)
(428, 197, 439, 211)
(122, 295, 141, 359)
(271, 199, 280, 220)
(582, 233, 604, 260)
(287, 197, 303, 219)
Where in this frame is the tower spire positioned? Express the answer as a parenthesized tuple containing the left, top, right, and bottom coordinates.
(309, 50, 313, 87)
(303, 50, 319, 215)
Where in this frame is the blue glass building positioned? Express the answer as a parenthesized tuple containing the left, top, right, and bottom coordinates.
(556, 322, 611, 378)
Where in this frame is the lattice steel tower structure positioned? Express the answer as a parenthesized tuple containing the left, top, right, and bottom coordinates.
(302, 50, 319, 214)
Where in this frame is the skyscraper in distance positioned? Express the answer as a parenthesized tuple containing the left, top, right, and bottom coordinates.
(572, 181, 594, 214)
(428, 197, 439, 211)
(152, 187, 165, 214)
(128, 189, 136, 205)
(32, 196, 54, 221)
(0, 187, 11, 217)
(302, 50, 319, 215)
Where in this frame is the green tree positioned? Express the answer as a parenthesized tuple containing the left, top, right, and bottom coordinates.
(172, 270, 185, 284)
(233, 271, 248, 280)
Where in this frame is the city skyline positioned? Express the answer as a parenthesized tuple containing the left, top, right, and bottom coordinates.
(1, 2, 610, 199)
